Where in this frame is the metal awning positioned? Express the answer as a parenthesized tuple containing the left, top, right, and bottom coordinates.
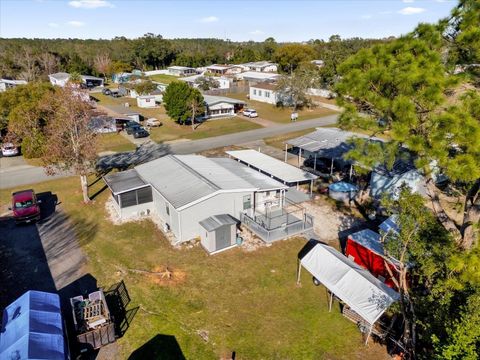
(103, 169, 149, 195)
(199, 214, 238, 232)
(226, 149, 317, 184)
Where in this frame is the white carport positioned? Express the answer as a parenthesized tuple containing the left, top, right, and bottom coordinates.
(297, 242, 400, 343)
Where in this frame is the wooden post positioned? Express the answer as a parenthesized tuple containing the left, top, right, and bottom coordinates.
(296, 260, 302, 284)
(328, 291, 334, 312)
(285, 143, 288, 162)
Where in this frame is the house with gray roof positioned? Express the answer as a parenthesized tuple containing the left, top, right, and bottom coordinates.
(203, 95, 245, 118)
(104, 154, 313, 249)
(167, 66, 197, 77)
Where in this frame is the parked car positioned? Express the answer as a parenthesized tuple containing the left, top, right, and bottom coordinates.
(126, 124, 142, 135)
(1, 143, 19, 157)
(9, 189, 41, 224)
(242, 109, 258, 118)
(102, 88, 112, 95)
(145, 118, 162, 127)
(133, 129, 149, 138)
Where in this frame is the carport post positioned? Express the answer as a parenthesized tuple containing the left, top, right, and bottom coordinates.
(330, 158, 334, 175)
(310, 180, 313, 196)
(296, 260, 302, 284)
(314, 153, 317, 171)
(298, 148, 302, 166)
(365, 324, 374, 345)
(285, 143, 288, 162)
(328, 291, 334, 312)
(349, 164, 353, 180)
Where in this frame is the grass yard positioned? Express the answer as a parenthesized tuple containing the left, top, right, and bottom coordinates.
(147, 74, 179, 84)
(224, 92, 338, 124)
(97, 133, 136, 153)
(0, 177, 388, 359)
(93, 93, 262, 144)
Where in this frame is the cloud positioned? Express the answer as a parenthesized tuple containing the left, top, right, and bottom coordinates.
(48, 22, 59, 28)
(398, 7, 426, 15)
(402, 0, 414, 3)
(69, 0, 114, 9)
(249, 30, 264, 35)
(361, 14, 372, 19)
(379, 10, 393, 15)
(199, 16, 219, 23)
(67, 20, 86, 27)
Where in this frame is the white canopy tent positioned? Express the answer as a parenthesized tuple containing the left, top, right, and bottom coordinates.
(297, 242, 400, 341)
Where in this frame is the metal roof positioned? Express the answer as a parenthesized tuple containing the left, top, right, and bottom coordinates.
(199, 214, 238, 232)
(238, 72, 280, 80)
(135, 154, 288, 210)
(168, 66, 195, 71)
(211, 158, 288, 191)
(102, 104, 141, 115)
(226, 149, 318, 184)
(348, 229, 384, 255)
(104, 169, 148, 195)
(49, 72, 70, 80)
(286, 127, 383, 159)
(81, 75, 103, 81)
(203, 95, 246, 106)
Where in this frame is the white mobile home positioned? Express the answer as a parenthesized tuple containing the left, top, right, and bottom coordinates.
(239, 61, 278, 73)
(167, 66, 197, 77)
(137, 95, 156, 108)
(0, 79, 27, 92)
(249, 83, 278, 104)
(203, 95, 245, 118)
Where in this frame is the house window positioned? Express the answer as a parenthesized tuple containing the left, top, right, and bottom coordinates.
(243, 195, 252, 210)
(258, 90, 262, 96)
(166, 204, 170, 216)
(253, 89, 257, 95)
(266, 91, 270, 98)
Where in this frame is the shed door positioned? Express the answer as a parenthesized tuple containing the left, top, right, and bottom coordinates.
(215, 225, 231, 251)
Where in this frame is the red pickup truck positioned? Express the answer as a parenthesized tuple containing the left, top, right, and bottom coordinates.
(10, 189, 41, 224)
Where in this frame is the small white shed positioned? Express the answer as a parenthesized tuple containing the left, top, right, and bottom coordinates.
(137, 95, 156, 108)
(199, 214, 239, 254)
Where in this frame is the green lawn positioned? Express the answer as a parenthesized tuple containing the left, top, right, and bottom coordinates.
(0, 177, 387, 359)
(224, 93, 338, 123)
(92, 93, 261, 144)
(147, 74, 179, 84)
(98, 133, 136, 153)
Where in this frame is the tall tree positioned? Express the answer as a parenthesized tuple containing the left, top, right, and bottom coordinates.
(335, 28, 480, 248)
(276, 66, 317, 110)
(16, 47, 39, 81)
(41, 87, 98, 203)
(93, 53, 112, 81)
(274, 44, 315, 73)
(163, 82, 204, 125)
(38, 52, 59, 77)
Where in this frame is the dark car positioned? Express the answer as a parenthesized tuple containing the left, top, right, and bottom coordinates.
(10, 189, 41, 224)
(126, 124, 142, 135)
(102, 88, 112, 95)
(133, 129, 149, 138)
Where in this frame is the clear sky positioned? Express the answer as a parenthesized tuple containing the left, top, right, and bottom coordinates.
(0, 0, 457, 41)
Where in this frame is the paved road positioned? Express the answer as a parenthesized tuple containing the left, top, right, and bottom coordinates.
(0, 114, 337, 189)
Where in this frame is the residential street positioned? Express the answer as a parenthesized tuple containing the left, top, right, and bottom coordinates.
(0, 114, 337, 189)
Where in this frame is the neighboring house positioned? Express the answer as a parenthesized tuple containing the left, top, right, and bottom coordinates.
(112, 72, 132, 84)
(181, 75, 232, 90)
(104, 154, 312, 246)
(236, 71, 280, 83)
(0, 78, 27, 92)
(103, 104, 142, 122)
(203, 95, 245, 118)
(206, 64, 242, 75)
(48, 72, 104, 87)
(137, 95, 156, 108)
(370, 168, 427, 200)
(239, 61, 278, 72)
(48, 72, 71, 87)
(311, 60, 325, 68)
(249, 82, 278, 104)
(167, 66, 197, 77)
(89, 115, 116, 133)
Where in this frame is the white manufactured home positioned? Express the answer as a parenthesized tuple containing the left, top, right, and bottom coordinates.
(104, 154, 314, 251)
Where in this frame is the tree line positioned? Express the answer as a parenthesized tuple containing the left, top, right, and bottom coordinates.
(0, 34, 386, 86)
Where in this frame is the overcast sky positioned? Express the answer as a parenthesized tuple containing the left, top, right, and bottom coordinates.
(0, 0, 456, 41)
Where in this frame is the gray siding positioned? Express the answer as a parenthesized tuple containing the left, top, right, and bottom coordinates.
(152, 188, 181, 240)
(179, 191, 251, 242)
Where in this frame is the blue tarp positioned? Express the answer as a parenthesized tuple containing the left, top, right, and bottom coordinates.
(0, 290, 66, 360)
(329, 182, 358, 193)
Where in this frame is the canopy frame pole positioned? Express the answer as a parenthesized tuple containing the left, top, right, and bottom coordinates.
(330, 158, 334, 175)
(310, 180, 313, 197)
(296, 260, 302, 285)
(314, 153, 317, 171)
(328, 291, 334, 312)
(365, 324, 373, 345)
(349, 164, 353, 180)
(285, 143, 288, 162)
